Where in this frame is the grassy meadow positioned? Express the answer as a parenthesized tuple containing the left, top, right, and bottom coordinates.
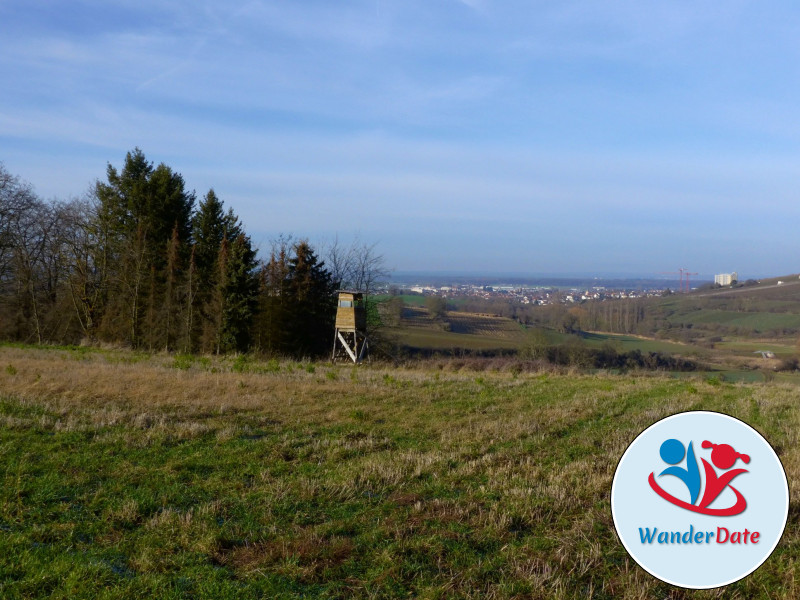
(390, 306, 525, 353)
(1, 345, 800, 598)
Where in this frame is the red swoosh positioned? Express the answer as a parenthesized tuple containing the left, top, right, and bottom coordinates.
(648, 472, 747, 516)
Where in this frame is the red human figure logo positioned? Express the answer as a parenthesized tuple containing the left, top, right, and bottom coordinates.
(698, 441, 750, 511)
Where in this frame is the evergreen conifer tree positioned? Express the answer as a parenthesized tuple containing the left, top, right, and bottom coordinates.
(284, 241, 336, 357)
(192, 189, 251, 352)
(93, 148, 195, 347)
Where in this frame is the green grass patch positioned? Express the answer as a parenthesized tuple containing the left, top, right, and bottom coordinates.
(394, 327, 522, 351)
(668, 309, 800, 331)
(2, 349, 800, 598)
(570, 332, 696, 355)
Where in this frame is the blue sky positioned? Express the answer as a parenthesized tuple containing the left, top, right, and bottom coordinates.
(2, 1, 800, 277)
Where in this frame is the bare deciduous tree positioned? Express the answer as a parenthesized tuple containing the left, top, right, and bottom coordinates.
(1, 164, 89, 342)
(324, 235, 389, 294)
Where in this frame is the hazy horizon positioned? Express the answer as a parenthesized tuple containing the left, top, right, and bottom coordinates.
(3, 2, 800, 276)
(385, 270, 781, 288)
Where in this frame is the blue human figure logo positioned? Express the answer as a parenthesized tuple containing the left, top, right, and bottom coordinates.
(659, 438, 701, 505)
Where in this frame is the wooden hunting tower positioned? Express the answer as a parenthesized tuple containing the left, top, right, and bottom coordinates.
(332, 290, 368, 363)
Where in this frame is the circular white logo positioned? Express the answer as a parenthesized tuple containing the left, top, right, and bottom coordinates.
(611, 411, 789, 589)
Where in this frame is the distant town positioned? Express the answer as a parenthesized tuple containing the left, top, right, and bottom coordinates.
(388, 283, 669, 306)
(382, 273, 731, 306)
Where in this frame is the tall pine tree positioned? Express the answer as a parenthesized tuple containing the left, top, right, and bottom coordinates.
(284, 241, 336, 357)
(218, 233, 259, 353)
(254, 237, 291, 354)
(93, 148, 195, 347)
(192, 189, 251, 352)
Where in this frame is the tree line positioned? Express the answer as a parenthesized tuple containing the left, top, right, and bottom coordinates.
(0, 150, 385, 356)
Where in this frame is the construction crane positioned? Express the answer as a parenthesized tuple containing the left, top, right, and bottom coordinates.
(683, 270, 698, 293)
(659, 269, 684, 293)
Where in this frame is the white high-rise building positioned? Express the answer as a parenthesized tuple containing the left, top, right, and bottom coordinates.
(714, 272, 738, 286)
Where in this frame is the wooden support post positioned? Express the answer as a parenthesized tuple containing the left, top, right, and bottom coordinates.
(337, 331, 358, 363)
